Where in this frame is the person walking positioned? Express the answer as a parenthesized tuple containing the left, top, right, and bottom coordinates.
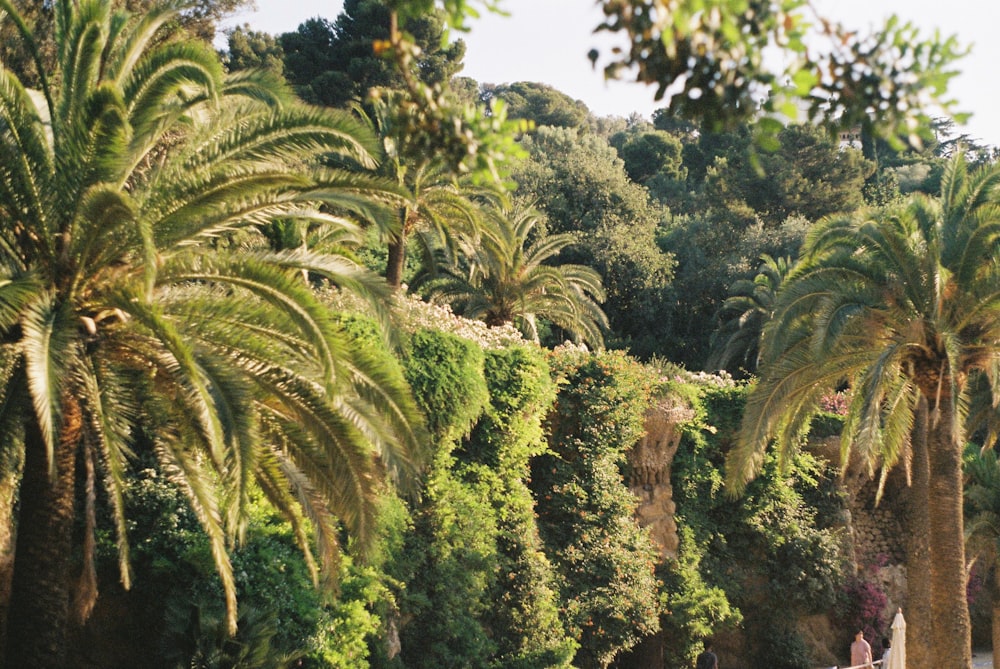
(696, 639, 718, 669)
(851, 630, 873, 668)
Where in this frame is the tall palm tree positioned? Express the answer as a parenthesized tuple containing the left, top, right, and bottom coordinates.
(426, 202, 609, 348)
(728, 155, 1000, 669)
(0, 1, 423, 665)
(706, 253, 792, 375)
(964, 447, 1000, 669)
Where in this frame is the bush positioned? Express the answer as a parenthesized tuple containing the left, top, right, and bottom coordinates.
(96, 466, 389, 668)
(383, 342, 576, 668)
(403, 328, 488, 444)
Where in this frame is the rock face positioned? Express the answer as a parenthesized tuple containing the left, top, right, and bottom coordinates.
(627, 397, 694, 561)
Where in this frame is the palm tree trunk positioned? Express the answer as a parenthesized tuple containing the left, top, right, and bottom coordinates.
(386, 208, 410, 290)
(4, 404, 81, 668)
(386, 236, 406, 290)
(905, 397, 933, 669)
(992, 566, 1000, 669)
(926, 390, 972, 669)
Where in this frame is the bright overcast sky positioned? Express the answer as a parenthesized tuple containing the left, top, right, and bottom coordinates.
(222, 0, 1000, 147)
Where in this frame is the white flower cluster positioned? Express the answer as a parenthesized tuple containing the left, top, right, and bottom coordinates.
(677, 369, 738, 388)
(318, 286, 527, 350)
(391, 294, 527, 350)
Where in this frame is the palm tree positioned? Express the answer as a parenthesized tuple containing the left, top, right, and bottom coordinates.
(964, 447, 1000, 669)
(728, 155, 1000, 669)
(706, 253, 792, 375)
(0, 1, 423, 665)
(426, 201, 608, 348)
(357, 89, 487, 289)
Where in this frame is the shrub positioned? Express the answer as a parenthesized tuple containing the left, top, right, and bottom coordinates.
(670, 379, 848, 669)
(95, 466, 389, 668)
(403, 328, 489, 444)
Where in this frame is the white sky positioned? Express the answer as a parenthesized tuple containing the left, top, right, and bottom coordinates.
(222, 0, 1000, 147)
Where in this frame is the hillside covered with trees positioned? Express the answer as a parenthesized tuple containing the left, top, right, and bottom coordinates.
(0, 0, 997, 668)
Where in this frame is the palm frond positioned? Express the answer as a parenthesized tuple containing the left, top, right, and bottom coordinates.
(80, 350, 136, 590)
(103, 0, 191, 89)
(0, 70, 55, 257)
(22, 292, 76, 475)
(154, 429, 238, 635)
(248, 368, 379, 550)
(113, 291, 229, 471)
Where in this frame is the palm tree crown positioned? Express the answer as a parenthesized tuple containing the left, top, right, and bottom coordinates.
(0, 0, 422, 664)
(358, 88, 487, 288)
(426, 201, 609, 348)
(706, 253, 792, 375)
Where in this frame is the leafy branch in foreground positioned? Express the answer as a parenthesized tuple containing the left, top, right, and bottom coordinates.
(594, 0, 967, 148)
(373, 7, 530, 182)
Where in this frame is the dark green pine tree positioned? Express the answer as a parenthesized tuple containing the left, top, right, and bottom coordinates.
(280, 0, 465, 108)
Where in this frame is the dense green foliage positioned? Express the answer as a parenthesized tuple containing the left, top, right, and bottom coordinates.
(512, 126, 675, 357)
(669, 379, 846, 669)
(532, 349, 666, 668)
(4, 0, 989, 665)
(964, 447, 1000, 662)
(480, 82, 591, 130)
(280, 0, 465, 107)
(378, 330, 578, 668)
(75, 297, 857, 668)
(470, 347, 576, 668)
(224, 26, 284, 74)
(279, 0, 464, 108)
(93, 465, 387, 668)
(221, 0, 980, 372)
(403, 328, 489, 443)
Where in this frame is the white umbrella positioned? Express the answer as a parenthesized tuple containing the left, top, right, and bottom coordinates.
(886, 608, 906, 669)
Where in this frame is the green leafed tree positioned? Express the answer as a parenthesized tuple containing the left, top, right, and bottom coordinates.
(480, 81, 591, 130)
(615, 128, 686, 186)
(729, 155, 1000, 669)
(224, 25, 285, 74)
(512, 125, 674, 356)
(704, 124, 875, 226)
(0, 1, 425, 665)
